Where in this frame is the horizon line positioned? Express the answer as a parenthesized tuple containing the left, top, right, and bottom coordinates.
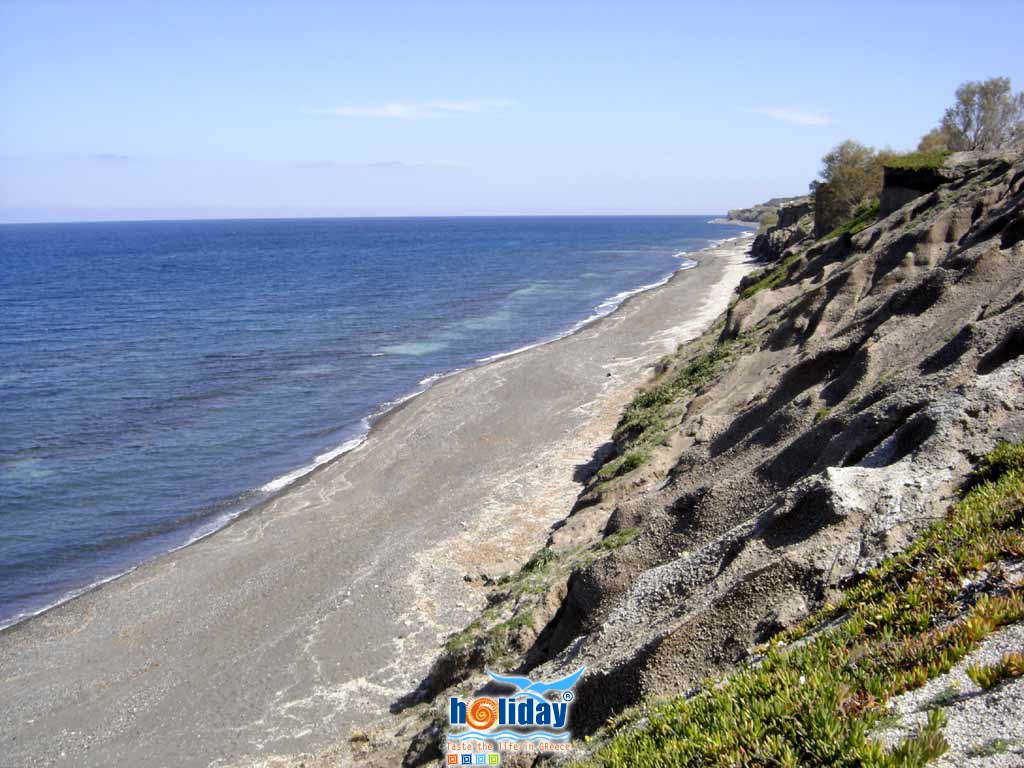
(0, 211, 737, 227)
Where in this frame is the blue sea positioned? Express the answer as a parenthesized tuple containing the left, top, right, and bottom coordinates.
(0, 216, 741, 627)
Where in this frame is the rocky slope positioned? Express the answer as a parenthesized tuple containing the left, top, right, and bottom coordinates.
(297, 147, 1024, 766)
(748, 195, 814, 262)
(524, 146, 1024, 733)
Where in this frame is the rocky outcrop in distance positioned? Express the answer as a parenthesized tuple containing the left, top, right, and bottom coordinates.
(750, 195, 814, 262)
(726, 195, 806, 226)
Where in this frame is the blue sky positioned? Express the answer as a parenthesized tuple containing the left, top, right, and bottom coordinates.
(2, 0, 1022, 222)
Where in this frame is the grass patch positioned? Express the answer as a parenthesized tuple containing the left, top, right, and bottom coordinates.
(611, 334, 752, 463)
(885, 150, 950, 172)
(599, 527, 640, 551)
(967, 650, 1024, 690)
(814, 405, 831, 425)
(443, 619, 485, 654)
(597, 450, 650, 481)
(738, 250, 803, 300)
(441, 610, 538, 671)
(495, 546, 560, 597)
(971, 441, 1024, 486)
(825, 199, 881, 240)
(619, 451, 647, 474)
(521, 547, 557, 576)
(585, 440, 1024, 767)
(439, 548, 563, 671)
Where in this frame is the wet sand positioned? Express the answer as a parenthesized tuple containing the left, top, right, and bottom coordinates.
(0, 236, 754, 768)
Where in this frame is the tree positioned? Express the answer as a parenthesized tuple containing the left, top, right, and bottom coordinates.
(812, 140, 886, 236)
(818, 140, 884, 212)
(940, 77, 1024, 151)
(917, 126, 952, 153)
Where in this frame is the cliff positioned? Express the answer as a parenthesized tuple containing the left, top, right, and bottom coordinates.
(544, 145, 1023, 732)
(727, 195, 806, 227)
(312, 148, 1024, 767)
(748, 195, 814, 263)
(528, 146, 1023, 737)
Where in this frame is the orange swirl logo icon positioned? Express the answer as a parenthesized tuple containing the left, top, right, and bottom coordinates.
(466, 697, 499, 730)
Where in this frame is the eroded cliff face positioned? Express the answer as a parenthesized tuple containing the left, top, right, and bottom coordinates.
(749, 196, 814, 262)
(299, 150, 1023, 767)
(441, 147, 1017, 739)
(527, 148, 1024, 735)
(530, 148, 1024, 731)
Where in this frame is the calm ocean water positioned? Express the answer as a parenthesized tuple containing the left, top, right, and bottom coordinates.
(0, 216, 741, 627)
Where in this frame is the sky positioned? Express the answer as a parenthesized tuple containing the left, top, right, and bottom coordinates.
(2, 0, 1023, 223)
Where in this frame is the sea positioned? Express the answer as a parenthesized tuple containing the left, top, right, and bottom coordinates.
(0, 215, 744, 628)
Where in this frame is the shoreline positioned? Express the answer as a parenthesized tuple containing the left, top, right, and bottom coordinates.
(0, 234, 755, 768)
(0, 234, 746, 636)
(707, 217, 759, 227)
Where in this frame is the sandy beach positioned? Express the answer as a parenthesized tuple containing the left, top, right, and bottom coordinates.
(0, 235, 754, 768)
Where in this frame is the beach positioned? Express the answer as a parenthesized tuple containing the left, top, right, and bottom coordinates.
(0, 235, 754, 768)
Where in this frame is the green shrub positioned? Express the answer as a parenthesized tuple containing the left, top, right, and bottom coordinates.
(521, 547, 558, 575)
(825, 199, 881, 240)
(813, 139, 886, 235)
(609, 334, 750, 461)
(968, 651, 1024, 690)
(971, 440, 1024, 485)
(599, 527, 640, 551)
(738, 250, 803, 299)
(619, 450, 647, 474)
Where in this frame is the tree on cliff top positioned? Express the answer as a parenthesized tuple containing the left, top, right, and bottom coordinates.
(940, 77, 1024, 151)
(817, 140, 885, 212)
(811, 140, 888, 236)
(917, 126, 954, 153)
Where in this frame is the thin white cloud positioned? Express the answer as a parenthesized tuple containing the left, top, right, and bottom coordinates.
(755, 107, 832, 126)
(308, 99, 514, 119)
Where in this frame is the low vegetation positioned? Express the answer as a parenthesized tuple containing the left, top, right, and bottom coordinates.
(584, 441, 1024, 767)
(826, 199, 881, 240)
(884, 150, 950, 172)
(808, 74, 1019, 240)
(435, 526, 645, 686)
(967, 650, 1024, 690)
(596, 448, 649, 481)
(440, 547, 565, 670)
(602, 333, 754, 479)
(598, 527, 640, 551)
(739, 250, 803, 299)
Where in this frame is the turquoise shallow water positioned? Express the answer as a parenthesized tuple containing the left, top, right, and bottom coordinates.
(0, 215, 741, 627)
